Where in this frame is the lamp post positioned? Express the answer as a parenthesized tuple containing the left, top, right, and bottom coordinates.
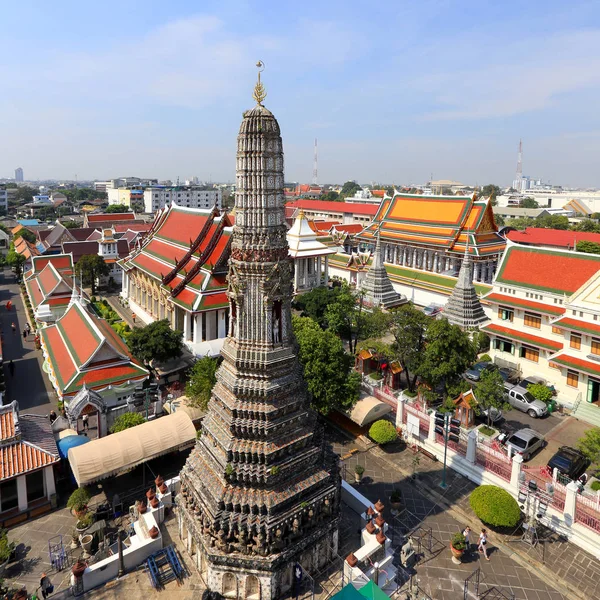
(434, 411, 461, 489)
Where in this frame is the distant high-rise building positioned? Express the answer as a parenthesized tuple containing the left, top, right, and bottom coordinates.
(15, 167, 23, 182)
(512, 140, 524, 191)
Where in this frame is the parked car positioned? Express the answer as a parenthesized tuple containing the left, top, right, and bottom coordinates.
(477, 406, 503, 425)
(498, 367, 520, 384)
(519, 376, 557, 396)
(465, 362, 509, 383)
(504, 384, 548, 418)
(504, 428, 545, 460)
(547, 446, 590, 481)
(423, 304, 442, 317)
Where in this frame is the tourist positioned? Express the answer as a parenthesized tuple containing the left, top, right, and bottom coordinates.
(9, 360, 15, 376)
(478, 528, 490, 561)
(22, 328, 27, 340)
(11, 322, 16, 334)
(25, 322, 31, 334)
(82, 413, 89, 432)
(49, 410, 57, 424)
(462, 526, 471, 555)
(39, 572, 53, 598)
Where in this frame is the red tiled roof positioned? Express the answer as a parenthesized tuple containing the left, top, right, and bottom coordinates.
(481, 323, 563, 351)
(287, 200, 379, 216)
(31, 254, 73, 274)
(496, 246, 600, 295)
(551, 316, 600, 336)
(114, 223, 151, 233)
(87, 212, 136, 222)
(197, 292, 228, 310)
(550, 352, 600, 378)
(506, 227, 600, 248)
(311, 221, 340, 232)
(331, 223, 364, 234)
(0, 410, 15, 441)
(371, 190, 386, 197)
(57, 304, 101, 366)
(1, 442, 59, 480)
(156, 209, 212, 244)
(484, 293, 565, 316)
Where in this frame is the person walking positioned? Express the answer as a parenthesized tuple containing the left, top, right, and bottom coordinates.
(25, 322, 31, 334)
(462, 526, 472, 556)
(478, 528, 490, 561)
(39, 572, 53, 599)
(82, 413, 89, 432)
(8, 360, 15, 377)
(11, 322, 16, 334)
(22, 328, 27, 340)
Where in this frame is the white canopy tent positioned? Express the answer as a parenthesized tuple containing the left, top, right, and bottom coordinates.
(68, 411, 196, 487)
(348, 396, 392, 427)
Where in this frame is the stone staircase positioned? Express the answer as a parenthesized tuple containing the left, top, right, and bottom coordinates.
(572, 400, 600, 428)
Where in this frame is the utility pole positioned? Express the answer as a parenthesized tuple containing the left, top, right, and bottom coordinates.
(312, 138, 318, 186)
(434, 411, 461, 489)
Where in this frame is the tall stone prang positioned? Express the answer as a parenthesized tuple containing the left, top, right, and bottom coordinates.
(177, 63, 341, 600)
(361, 231, 406, 310)
(444, 242, 489, 330)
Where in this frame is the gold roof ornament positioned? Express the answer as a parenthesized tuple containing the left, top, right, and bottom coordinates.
(253, 60, 267, 106)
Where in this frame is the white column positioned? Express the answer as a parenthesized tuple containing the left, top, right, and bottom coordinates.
(324, 256, 329, 285)
(564, 481, 579, 523)
(193, 314, 202, 344)
(510, 453, 523, 494)
(218, 309, 226, 338)
(184, 312, 191, 341)
(396, 394, 405, 429)
(44, 465, 56, 499)
(17, 476, 28, 512)
(428, 412, 436, 443)
(466, 431, 477, 464)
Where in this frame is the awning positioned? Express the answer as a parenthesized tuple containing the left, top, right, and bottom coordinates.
(348, 396, 392, 427)
(481, 323, 563, 352)
(550, 316, 600, 337)
(483, 292, 565, 316)
(163, 395, 205, 423)
(549, 352, 600, 378)
(67, 411, 196, 487)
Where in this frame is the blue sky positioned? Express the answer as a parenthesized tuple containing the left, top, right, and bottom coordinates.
(1, 0, 600, 186)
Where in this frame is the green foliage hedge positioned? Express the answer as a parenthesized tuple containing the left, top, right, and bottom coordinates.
(369, 420, 398, 445)
(110, 412, 145, 433)
(469, 485, 521, 528)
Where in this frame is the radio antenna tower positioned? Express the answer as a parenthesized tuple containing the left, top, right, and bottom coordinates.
(312, 138, 318, 185)
(515, 139, 523, 187)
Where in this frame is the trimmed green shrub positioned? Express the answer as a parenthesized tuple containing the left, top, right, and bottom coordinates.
(591, 480, 600, 492)
(67, 488, 91, 513)
(479, 354, 492, 363)
(451, 532, 466, 551)
(110, 412, 145, 433)
(469, 485, 521, 528)
(369, 420, 398, 445)
(527, 383, 553, 404)
(0, 529, 15, 562)
(354, 465, 365, 476)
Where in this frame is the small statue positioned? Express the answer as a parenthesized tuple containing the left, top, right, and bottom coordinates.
(292, 518, 300, 536)
(273, 316, 280, 343)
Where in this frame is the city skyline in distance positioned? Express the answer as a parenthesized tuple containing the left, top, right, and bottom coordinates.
(1, 1, 600, 186)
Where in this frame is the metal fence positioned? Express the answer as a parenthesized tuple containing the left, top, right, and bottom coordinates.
(520, 465, 567, 512)
(575, 495, 600, 533)
(475, 442, 511, 482)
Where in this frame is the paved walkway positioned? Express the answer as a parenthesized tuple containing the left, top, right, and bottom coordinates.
(329, 421, 600, 600)
(0, 268, 56, 414)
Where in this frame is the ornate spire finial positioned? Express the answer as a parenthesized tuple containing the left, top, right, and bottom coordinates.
(253, 60, 267, 106)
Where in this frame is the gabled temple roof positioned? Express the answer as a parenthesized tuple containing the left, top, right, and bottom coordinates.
(506, 227, 600, 249)
(121, 205, 232, 312)
(287, 212, 337, 259)
(359, 192, 505, 257)
(40, 301, 148, 397)
(24, 253, 74, 312)
(494, 242, 600, 295)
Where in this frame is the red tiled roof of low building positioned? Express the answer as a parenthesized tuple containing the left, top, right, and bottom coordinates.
(287, 200, 379, 216)
(506, 227, 600, 248)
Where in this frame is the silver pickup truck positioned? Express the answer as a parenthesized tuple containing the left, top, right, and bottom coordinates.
(504, 384, 548, 418)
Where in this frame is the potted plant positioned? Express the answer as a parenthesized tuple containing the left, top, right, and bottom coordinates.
(411, 453, 421, 481)
(67, 488, 91, 517)
(354, 465, 365, 483)
(450, 532, 467, 564)
(75, 512, 93, 534)
(390, 490, 403, 511)
(70, 529, 79, 550)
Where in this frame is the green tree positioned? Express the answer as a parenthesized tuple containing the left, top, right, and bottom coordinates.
(186, 356, 219, 410)
(6, 250, 26, 277)
(62, 220, 80, 229)
(480, 184, 501, 205)
(504, 217, 530, 230)
(324, 284, 389, 353)
(385, 186, 395, 196)
(576, 241, 600, 255)
(494, 214, 505, 227)
(526, 383, 553, 404)
(388, 303, 429, 392)
(105, 204, 130, 213)
(13, 228, 36, 243)
(535, 214, 569, 229)
(75, 254, 110, 295)
(110, 412, 145, 433)
(127, 319, 183, 365)
(521, 197, 539, 208)
(578, 428, 600, 473)
(339, 181, 362, 200)
(293, 286, 340, 328)
(572, 219, 600, 233)
(321, 191, 340, 201)
(417, 319, 476, 401)
(293, 316, 360, 415)
(475, 369, 509, 426)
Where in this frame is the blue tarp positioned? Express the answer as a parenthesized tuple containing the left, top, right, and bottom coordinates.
(57, 435, 90, 460)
